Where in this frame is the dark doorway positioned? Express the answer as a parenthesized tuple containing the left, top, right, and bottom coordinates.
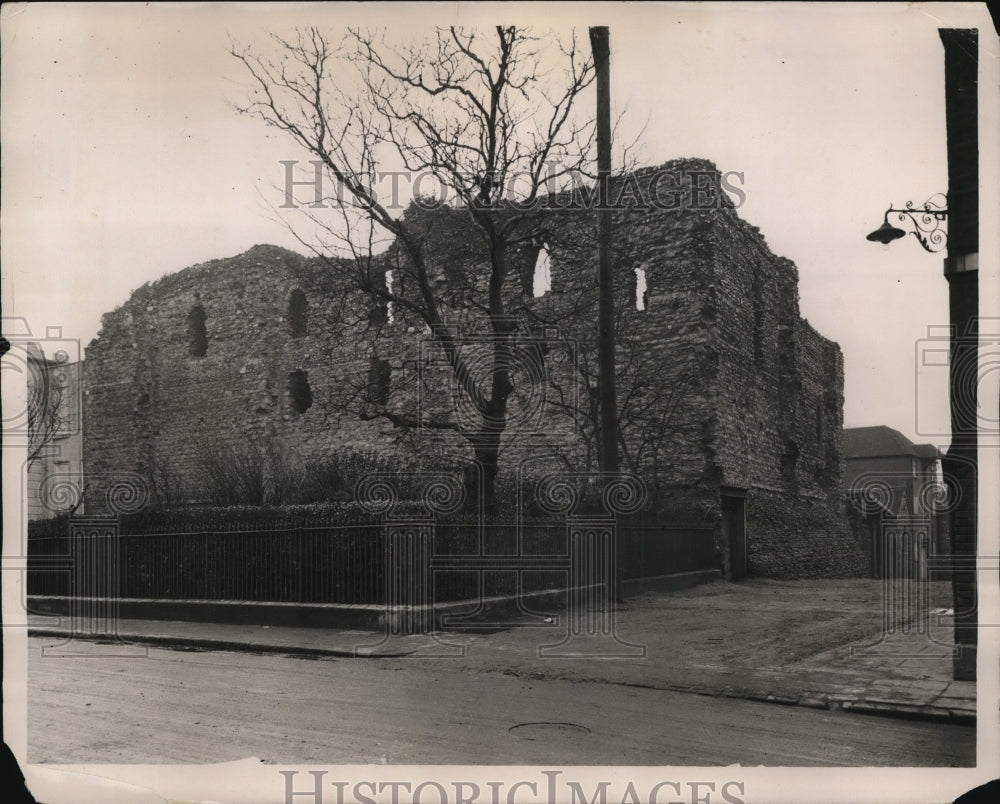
(870, 516, 885, 579)
(721, 491, 747, 581)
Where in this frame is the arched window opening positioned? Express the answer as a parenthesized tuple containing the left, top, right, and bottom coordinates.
(287, 370, 312, 414)
(187, 304, 207, 357)
(532, 246, 552, 298)
(288, 289, 308, 337)
(634, 267, 648, 311)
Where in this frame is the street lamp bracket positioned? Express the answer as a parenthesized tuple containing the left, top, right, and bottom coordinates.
(867, 194, 948, 252)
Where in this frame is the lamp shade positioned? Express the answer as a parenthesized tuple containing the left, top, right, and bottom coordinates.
(866, 220, 907, 244)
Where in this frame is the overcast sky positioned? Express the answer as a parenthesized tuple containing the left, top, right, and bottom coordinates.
(2, 2, 997, 449)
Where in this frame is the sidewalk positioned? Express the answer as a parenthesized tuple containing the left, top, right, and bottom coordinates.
(25, 578, 975, 725)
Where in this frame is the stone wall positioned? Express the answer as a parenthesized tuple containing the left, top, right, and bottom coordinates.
(83, 245, 392, 507)
(82, 159, 865, 576)
(705, 201, 866, 576)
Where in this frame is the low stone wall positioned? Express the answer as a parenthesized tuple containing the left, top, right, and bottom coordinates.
(27, 568, 721, 633)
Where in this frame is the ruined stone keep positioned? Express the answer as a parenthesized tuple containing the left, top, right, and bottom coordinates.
(82, 159, 868, 578)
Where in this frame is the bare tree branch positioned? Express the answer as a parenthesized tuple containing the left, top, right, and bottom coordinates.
(232, 25, 598, 510)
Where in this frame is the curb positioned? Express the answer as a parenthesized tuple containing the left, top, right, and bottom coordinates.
(589, 677, 977, 727)
(841, 700, 976, 726)
(27, 628, 420, 659)
(485, 666, 976, 727)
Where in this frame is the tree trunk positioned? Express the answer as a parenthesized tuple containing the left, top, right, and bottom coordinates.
(472, 429, 502, 515)
(473, 303, 514, 515)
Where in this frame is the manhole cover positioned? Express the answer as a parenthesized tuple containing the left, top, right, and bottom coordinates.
(508, 722, 592, 740)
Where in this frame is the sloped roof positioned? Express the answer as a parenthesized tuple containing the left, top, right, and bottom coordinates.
(912, 443, 941, 460)
(843, 426, 940, 460)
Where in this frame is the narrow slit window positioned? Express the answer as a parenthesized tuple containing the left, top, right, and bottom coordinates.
(288, 289, 308, 337)
(781, 440, 800, 476)
(386, 270, 395, 324)
(634, 268, 647, 311)
(532, 246, 552, 298)
(187, 304, 207, 357)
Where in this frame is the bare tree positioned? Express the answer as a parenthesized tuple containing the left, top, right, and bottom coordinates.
(26, 347, 67, 469)
(531, 234, 697, 509)
(232, 26, 597, 511)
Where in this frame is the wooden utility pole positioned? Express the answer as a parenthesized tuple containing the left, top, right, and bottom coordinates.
(590, 26, 625, 605)
(589, 26, 618, 477)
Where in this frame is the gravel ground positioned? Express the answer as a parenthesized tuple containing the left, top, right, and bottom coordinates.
(613, 578, 954, 667)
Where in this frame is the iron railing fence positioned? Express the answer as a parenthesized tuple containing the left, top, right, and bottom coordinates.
(28, 519, 717, 604)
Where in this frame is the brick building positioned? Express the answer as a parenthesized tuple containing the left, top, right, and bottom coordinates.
(844, 426, 942, 517)
(81, 159, 867, 578)
(843, 425, 946, 578)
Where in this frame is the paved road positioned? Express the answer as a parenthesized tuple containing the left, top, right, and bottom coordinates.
(25, 639, 973, 766)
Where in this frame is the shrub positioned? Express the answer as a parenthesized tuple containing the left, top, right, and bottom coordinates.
(197, 433, 287, 506)
(26, 513, 72, 541)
